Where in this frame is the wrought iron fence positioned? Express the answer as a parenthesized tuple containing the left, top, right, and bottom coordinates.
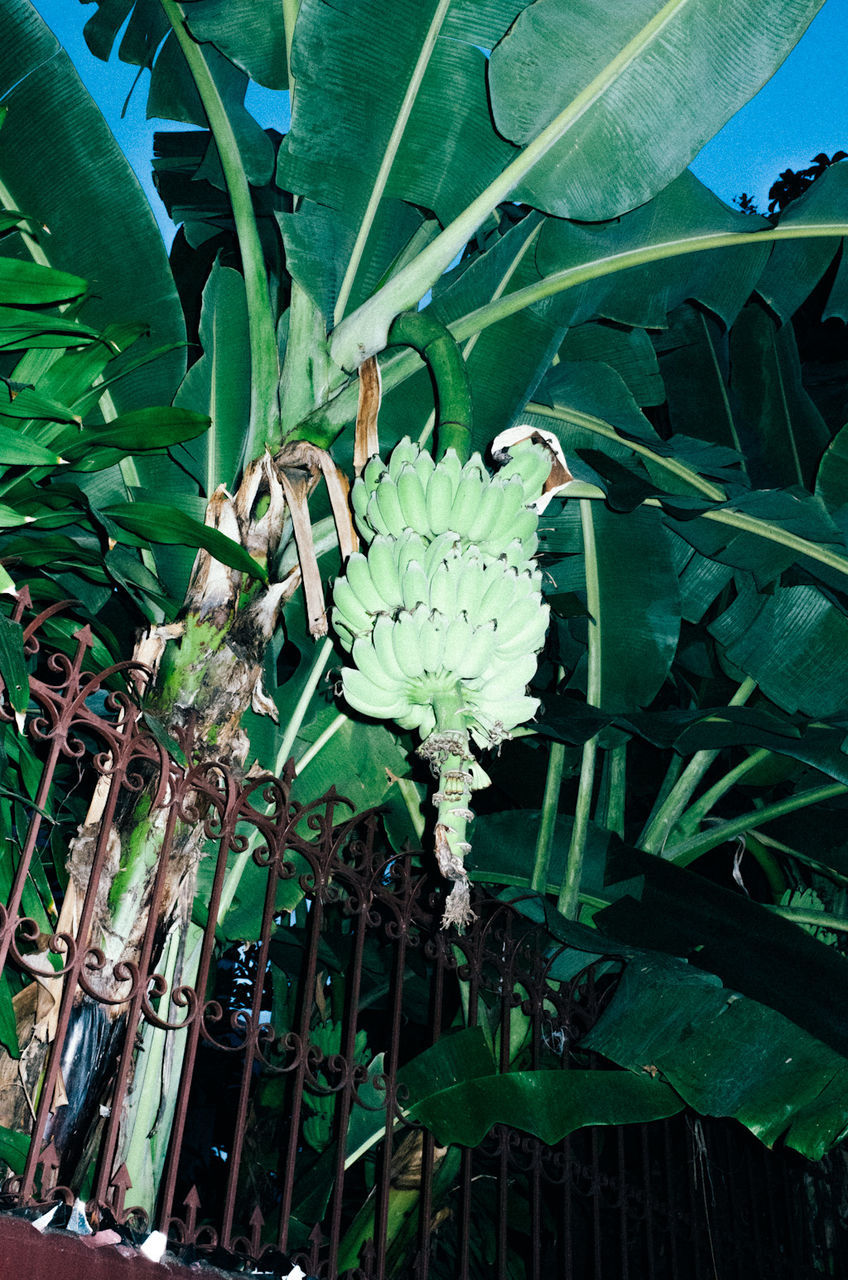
(0, 595, 846, 1279)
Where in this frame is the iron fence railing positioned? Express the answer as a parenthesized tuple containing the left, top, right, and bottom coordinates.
(0, 594, 846, 1278)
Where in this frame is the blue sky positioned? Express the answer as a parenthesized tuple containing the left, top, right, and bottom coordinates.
(30, 0, 848, 245)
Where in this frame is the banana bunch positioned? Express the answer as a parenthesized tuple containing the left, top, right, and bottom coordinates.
(332, 435, 551, 929)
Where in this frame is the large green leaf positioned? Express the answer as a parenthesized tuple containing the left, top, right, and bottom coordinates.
(0, 259, 88, 306)
(490, 0, 826, 221)
(403, 1031, 682, 1147)
(710, 579, 848, 717)
(0, 1, 184, 408)
(56, 407, 211, 467)
(583, 950, 848, 1160)
(542, 503, 681, 713)
(728, 303, 830, 490)
(0, 426, 62, 467)
(183, 0, 288, 89)
(755, 161, 848, 321)
(653, 305, 744, 456)
(278, 0, 517, 322)
(100, 500, 267, 581)
(816, 422, 848, 514)
(559, 321, 665, 409)
(534, 171, 774, 332)
(170, 260, 251, 496)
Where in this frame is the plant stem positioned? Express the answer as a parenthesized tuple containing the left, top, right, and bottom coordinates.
(386, 312, 472, 462)
(597, 741, 626, 839)
(448, 224, 848, 347)
(329, 0, 694, 369)
(638, 676, 757, 853)
(531, 739, 566, 894)
(333, 0, 452, 324)
(558, 736, 597, 919)
(294, 711, 346, 774)
(663, 781, 848, 867)
(558, 500, 600, 918)
(275, 635, 335, 771)
(526, 402, 725, 500)
(675, 746, 771, 838)
(765, 905, 848, 934)
(159, 0, 280, 463)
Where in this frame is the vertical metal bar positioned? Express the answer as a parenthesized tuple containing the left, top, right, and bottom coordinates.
(18, 761, 127, 1202)
(158, 794, 237, 1231)
(276, 885, 326, 1254)
(91, 797, 180, 1207)
(590, 1128, 602, 1280)
(617, 1128, 630, 1280)
(640, 1125, 656, 1280)
(415, 945, 446, 1279)
(326, 894, 369, 1275)
(561, 1137, 573, 1278)
(372, 927, 408, 1280)
(219, 848, 281, 1250)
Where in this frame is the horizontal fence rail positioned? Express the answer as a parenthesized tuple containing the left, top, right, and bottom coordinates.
(0, 596, 846, 1278)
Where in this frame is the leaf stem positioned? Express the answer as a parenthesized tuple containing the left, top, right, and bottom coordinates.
(558, 736, 597, 920)
(555, 482, 848, 587)
(597, 741, 626, 839)
(275, 634, 335, 771)
(526, 401, 725, 500)
(329, 0, 689, 369)
(663, 781, 848, 867)
(531, 739, 566, 894)
(159, 0, 280, 462)
(638, 677, 757, 853)
(765, 905, 848, 934)
(558, 500, 600, 919)
(674, 746, 772, 839)
(449, 224, 848, 346)
(333, 0, 453, 324)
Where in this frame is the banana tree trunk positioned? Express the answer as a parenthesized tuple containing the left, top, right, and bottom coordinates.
(0, 445, 330, 1190)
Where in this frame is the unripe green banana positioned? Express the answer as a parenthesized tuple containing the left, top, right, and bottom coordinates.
(416, 607, 447, 672)
(342, 667, 410, 720)
(343, 551, 385, 616)
(464, 481, 504, 546)
(333, 432, 552, 932)
(496, 439, 552, 503)
(413, 446, 436, 491)
(387, 436, 421, 482)
(392, 610, 427, 679)
(401, 560, 431, 611)
(424, 461, 457, 534)
(396, 464, 432, 540)
(394, 529, 429, 580)
(366, 535, 405, 611)
(365, 490, 391, 538)
(332, 578, 374, 649)
(351, 634, 405, 693)
(350, 479, 373, 538)
(374, 477, 407, 539)
(371, 614, 407, 684)
(446, 467, 485, 539)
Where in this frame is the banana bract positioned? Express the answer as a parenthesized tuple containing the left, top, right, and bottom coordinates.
(332, 436, 551, 929)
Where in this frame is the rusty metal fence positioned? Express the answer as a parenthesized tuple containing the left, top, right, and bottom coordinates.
(0, 595, 846, 1278)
